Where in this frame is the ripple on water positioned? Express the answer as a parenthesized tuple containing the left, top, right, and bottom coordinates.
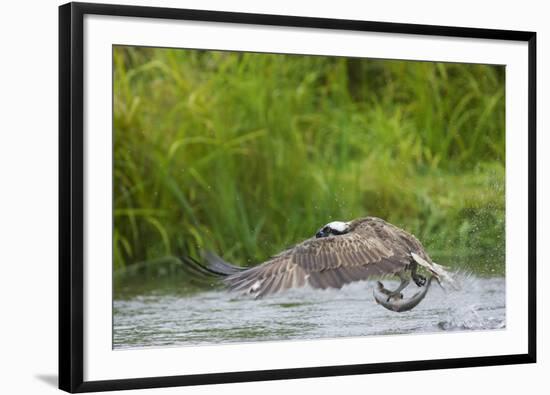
(113, 275, 505, 349)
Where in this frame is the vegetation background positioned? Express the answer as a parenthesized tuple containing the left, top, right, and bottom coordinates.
(113, 46, 505, 293)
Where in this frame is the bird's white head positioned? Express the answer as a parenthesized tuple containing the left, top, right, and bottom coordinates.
(315, 221, 351, 238)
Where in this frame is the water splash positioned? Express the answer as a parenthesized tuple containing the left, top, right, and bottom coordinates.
(113, 275, 505, 349)
(434, 273, 505, 331)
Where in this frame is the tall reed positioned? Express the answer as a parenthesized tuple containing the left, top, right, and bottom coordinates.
(114, 47, 505, 276)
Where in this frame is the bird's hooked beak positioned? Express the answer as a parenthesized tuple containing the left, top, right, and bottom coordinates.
(315, 229, 328, 238)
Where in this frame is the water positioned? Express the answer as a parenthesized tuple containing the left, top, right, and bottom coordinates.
(113, 275, 505, 349)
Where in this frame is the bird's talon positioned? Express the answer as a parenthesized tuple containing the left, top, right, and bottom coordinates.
(413, 274, 426, 287)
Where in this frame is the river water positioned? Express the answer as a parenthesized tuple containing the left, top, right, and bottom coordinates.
(113, 274, 505, 349)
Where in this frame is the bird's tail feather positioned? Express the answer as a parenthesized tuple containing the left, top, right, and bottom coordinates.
(179, 255, 220, 277)
(202, 251, 246, 276)
(180, 251, 245, 278)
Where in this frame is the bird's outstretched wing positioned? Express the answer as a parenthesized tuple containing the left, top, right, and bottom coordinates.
(223, 222, 421, 298)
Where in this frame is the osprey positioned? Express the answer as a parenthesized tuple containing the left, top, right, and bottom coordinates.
(184, 217, 457, 312)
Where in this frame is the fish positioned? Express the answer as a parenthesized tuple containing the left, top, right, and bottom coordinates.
(373, 276, 434, 312)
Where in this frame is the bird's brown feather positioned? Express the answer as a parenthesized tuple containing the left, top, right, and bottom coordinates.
(222, 217, 432, 298)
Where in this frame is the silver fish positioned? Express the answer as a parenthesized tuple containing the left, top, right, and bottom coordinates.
(373, 276, 434, 312)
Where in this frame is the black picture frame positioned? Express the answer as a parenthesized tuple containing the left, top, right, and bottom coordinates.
(59, 2, 537, 393)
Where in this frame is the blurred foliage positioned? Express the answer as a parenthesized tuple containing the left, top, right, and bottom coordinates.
(113, 46, 505, 278)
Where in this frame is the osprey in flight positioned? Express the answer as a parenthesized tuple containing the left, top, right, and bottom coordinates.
(184, 217, 457, 312)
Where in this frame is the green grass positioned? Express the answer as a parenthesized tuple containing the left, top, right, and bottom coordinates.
(113, 46, 505, 279)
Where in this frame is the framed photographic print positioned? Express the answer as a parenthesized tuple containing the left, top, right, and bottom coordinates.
(59, 2, 537, 392)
